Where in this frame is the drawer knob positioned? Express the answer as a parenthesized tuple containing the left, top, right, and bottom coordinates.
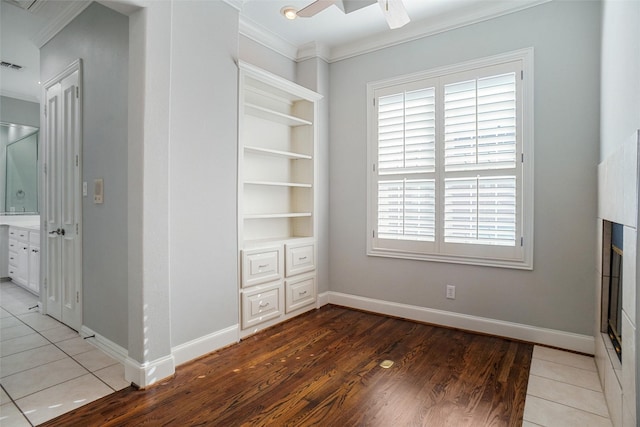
(258, 264, 269, 269)
(299, 290, 307, 295)
(259, 302, 270, 308)
(299, 256, 307, 260)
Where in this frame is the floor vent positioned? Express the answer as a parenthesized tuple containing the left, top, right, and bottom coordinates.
(379, 360, 394, 369)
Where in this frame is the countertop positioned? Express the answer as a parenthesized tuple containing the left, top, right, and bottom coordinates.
(0, 215, 40, 230)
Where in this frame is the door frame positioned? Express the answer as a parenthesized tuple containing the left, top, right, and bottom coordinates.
(40, 58, 83, 330)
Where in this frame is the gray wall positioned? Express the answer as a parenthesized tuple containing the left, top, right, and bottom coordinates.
(296, 57, 330, 295)
(40, 3, 129, 348)
(168, 0, 239, 347)
(239, 35, 296, 82)
(328, 0, 601, 336)
(0, 96, 39, 127)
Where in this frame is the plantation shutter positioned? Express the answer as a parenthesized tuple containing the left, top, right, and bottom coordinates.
(368, 51, 530, 268)
(443, 72, 518, 247)
(377, 86, 436, 242)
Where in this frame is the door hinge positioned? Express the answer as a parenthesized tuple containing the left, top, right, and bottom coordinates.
(76, 223, 79, 234)
(76, 87, 79, 98)
(44, 105, 47, 116)
(521, 153, 524, 163)
(521, 70, 524, 80)
(44, 277, 47, 289)
(76, 291, 79, 303)
(373, 230, 376, 238)
(520, 236, 524, 246)
(75, 155, 79, 167)
(44, 163, 47, 174)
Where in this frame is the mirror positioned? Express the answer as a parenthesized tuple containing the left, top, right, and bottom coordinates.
(0, 122, 39, 214)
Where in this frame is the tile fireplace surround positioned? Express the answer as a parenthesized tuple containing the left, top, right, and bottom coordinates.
(596, 130, 639, 427)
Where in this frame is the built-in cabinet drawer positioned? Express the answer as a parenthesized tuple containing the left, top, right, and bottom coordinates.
(285, 273, 315, 313)
(8, 238, 18, 253)
(239, 240, 317, 334)
(241, 282, 283, 329)
(241, 246, 283, 288)
(7, 226, 39, 295)
(285, 242, 315, 277)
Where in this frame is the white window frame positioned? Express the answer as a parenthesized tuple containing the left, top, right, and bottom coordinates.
(366, 48, 534, 270)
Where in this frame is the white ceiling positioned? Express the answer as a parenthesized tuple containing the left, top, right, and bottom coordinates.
(0, 0, 548, 104)
(240, 0, 548, 61)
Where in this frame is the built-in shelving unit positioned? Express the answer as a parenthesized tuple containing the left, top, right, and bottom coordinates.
(238, 62, 322, 338)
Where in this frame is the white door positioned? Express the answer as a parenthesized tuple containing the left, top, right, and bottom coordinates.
(43, 62, 82, 331)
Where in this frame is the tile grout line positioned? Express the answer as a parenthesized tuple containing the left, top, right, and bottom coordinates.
(1, 293, 120, 424)
(524, 393, 612, 422)
(2, 305, 121, 391)
(531, 357, 599, 373)
(0, 383, 35, 427)
(527, 372, 606, 394)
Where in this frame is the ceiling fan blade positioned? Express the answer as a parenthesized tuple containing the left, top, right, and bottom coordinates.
(296, 0, 338, 18)
(377, 0, 410, 29)
(338, 0, 376, 14)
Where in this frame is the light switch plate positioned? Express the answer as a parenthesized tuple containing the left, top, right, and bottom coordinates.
(94, 178, 103, 204)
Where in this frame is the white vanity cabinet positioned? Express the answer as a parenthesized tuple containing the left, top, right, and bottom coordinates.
(7, 226, 40, 295)
(238, 63, 321, 338)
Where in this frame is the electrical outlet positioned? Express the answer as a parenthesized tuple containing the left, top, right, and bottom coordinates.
(446, 285, 456, 300)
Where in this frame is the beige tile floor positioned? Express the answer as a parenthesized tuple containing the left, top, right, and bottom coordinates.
(524, 345, 612, 426)
(0, 281, 129, 426)
(0, 281, 613, 426)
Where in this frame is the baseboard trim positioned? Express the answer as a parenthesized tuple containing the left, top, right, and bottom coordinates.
(80, 325, 128, 364)
(328, 292, 595, 354)
(172, 324, 240, 367)
(124, 354, 176, 389)
(317, 291, 330, 307)
(81, 325, 176, 388)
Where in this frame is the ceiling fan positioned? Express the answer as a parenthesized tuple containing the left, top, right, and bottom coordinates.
(295, 0, 410, 29)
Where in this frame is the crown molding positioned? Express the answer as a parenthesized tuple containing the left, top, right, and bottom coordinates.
(33, 1, 92, 48)
(328, 0, 551, 62)
(238, 0, 550, 64)
(239, 16, 299, 61)
(297, 41, 331, 63)
(222, 0, 242, 12)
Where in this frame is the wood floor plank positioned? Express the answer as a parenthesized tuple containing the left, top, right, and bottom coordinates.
(41, 305, 533, 426)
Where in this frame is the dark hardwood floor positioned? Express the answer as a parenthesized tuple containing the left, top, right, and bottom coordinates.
(42, 305, 533, 426)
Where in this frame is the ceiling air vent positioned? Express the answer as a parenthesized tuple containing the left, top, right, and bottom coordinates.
(1, 61, 24, 71)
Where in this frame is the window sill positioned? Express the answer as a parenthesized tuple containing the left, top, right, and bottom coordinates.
(367, 247, 533, 270)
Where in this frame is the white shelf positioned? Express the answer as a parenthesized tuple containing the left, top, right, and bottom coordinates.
(244, 236, 314, 248)
(244, 213, 312, 219)
(238, 62, 321, 338)
(244, 146, 311, 160)
(245, 103, 312, 127)
(244, 181, 312, 188)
